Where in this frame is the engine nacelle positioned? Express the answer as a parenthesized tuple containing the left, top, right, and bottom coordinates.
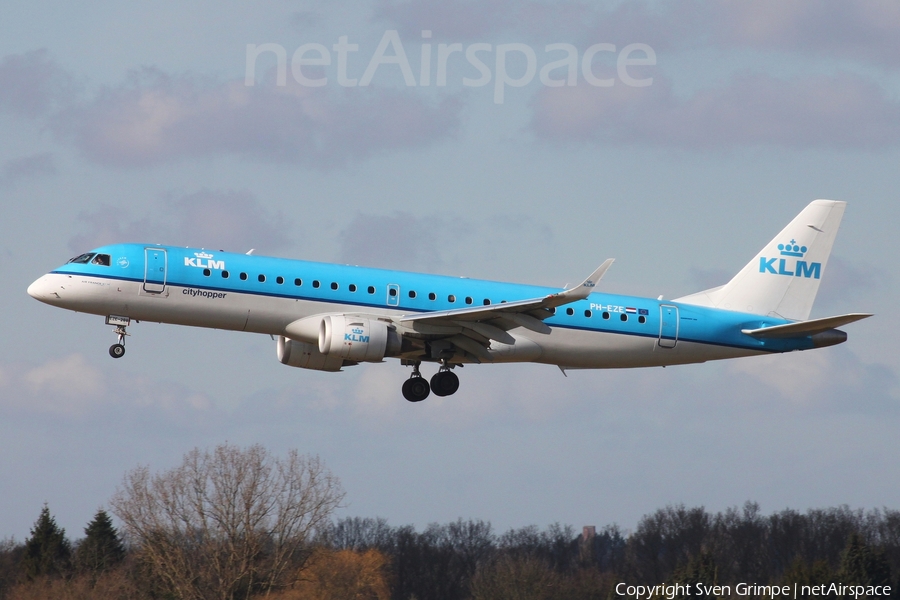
(318, 315, 401, 362)
(277, 335, 344, 372)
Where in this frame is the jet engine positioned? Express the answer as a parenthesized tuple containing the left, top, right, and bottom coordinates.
(318, 315, 401, 362)
(277, 335, 344, 372)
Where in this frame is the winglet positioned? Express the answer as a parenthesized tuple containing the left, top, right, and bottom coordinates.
(549, 259, 614, 304)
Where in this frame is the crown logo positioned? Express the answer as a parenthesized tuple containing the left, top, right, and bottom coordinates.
(194, 252, 214, 259)
(778, 240, 807, 258)
(351, 328, 364, 334)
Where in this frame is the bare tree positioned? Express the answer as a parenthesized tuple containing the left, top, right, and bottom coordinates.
(110, 444, 344, 600)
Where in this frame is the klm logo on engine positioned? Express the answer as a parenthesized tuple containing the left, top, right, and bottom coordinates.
(345, 327, 370, 343)
(759, 240, 821, 279)
(184, 251, 225, 270)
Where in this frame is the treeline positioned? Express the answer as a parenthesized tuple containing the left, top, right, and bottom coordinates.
(1, 444, 898, 599)
(3, 504, 898, 599)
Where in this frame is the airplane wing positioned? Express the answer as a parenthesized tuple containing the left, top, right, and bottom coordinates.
(741, 313, 873, 338)
(397, 260, 613, 360)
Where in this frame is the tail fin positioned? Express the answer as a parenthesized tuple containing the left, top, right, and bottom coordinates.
(675, 200, 846, 321)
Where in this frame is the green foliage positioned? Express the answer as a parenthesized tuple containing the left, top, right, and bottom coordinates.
(671, 551, 719, 598)
(74, 509, 125, 574)
(839, 533, 892, 588)
(22, 504, 71, 580)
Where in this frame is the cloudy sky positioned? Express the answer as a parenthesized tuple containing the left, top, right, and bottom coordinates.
(2, 0, 898, 540)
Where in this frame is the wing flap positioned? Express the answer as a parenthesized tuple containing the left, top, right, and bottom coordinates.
(741, 313, 873, 338)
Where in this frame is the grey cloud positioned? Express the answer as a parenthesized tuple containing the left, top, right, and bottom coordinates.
(376, 0, 900, 67)
(814, 255, 884, 312)
(336, 212, 555, 274)
(531, 71, 900, 149)
(68, 189, 292, 254)
(337, 211, 470, 271)
(0, 152, 56, 189)
(706, 0, 900, 68)
(53, 68, 462, 168)
(0, 49, 73, 118)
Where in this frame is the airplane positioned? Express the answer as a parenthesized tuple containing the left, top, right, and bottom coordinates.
(27, 199, 871, 402)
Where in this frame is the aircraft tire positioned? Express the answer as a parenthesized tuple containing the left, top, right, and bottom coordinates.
(109, 344, 125, 359)
(430, 371, 459, 397)
(402, 377, 430, 402)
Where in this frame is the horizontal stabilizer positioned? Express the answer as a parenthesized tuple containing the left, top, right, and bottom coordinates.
(741, 313, 872, 338)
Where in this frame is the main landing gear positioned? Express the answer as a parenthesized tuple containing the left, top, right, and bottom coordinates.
(402, 361, 460, 402)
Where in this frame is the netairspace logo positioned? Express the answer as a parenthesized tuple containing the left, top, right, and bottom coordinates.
(245, 30, 656, 104)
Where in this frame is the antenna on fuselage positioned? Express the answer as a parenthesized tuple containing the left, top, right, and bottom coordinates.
(246, 249, 255, 255)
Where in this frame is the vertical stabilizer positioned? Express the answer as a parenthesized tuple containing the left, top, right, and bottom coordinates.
(675, 200, 846, 321)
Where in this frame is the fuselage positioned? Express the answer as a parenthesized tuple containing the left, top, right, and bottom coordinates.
(27, 243, 824, 370)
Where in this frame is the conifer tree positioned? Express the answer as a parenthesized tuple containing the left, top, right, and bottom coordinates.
(22, 504, 71, 580)
(839, 533, 891, 588)
(75, 509, 125, 574)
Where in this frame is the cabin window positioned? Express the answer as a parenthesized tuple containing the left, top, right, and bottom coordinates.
(465, 297, 473, 305)
(409, 290, 417, 299)
(222, 271, 229, 278)
(566, 308, 574, 316)
(68, 253, 94, 264)
(483, 299, 491, 306)
(312, 280, 320, 288)
(240, 273, 248, 280)
(367, 286, 375, 294)
(602, 311, 609, 319)
(203, 269, 211, 277)
(91, 254, 111, 266)
(276, 276, 284, 284)
(349, 284, 357, 292)
(428, 292, 436, 300)
(331, 282, 338, 290)
(638, 315, 646, 324)
(294, 278, 302, 286)
(620, 314, 628, 322)
(258, 274, 266, 283)
(389, 288, 397, 297)
(584, 309, 592, 318)
(448, 295, 456, 303)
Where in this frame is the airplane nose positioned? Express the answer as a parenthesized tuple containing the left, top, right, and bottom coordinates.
(27, 274, 58, 303)
(27, 277, 43, 299)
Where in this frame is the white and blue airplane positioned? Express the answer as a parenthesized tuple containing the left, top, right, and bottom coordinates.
(28, 200, 871, 401)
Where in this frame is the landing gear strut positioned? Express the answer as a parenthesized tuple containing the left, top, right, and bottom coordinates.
(402, 362, 430, 402)
(430, 362, 460, 397)
(106, 315, 131, 359)
(401, 361, 460, 401)
(109, 326, 127, 358)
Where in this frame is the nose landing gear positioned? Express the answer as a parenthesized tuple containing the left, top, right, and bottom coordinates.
(105, 315, 131, 359)
(109, 325, 128, 358)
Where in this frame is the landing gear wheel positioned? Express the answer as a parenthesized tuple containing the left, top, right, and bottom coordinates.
(402, 376, 430, 402)
(430, 370, 460, 397)
(108, 322, 130, 359)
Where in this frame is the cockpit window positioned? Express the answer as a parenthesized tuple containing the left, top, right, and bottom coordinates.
(68, 253, 95, 264)
(91, 254, 111, 266)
